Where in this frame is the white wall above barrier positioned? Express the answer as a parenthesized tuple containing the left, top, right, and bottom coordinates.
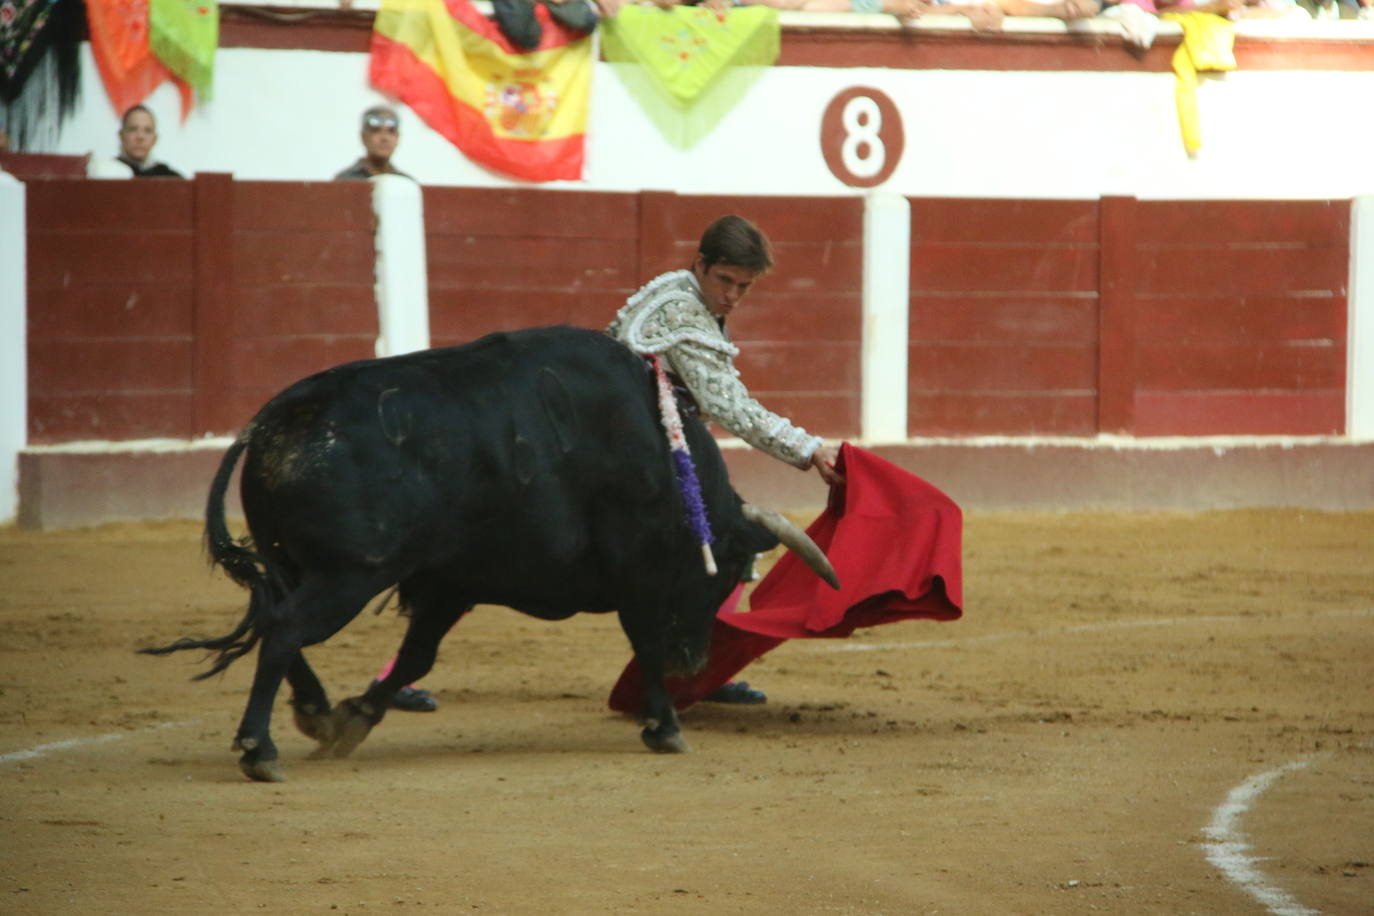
(43, 44, 1374, 202)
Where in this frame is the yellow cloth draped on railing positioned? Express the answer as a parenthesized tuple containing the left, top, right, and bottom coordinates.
(601, 5, 779, 150)
(1161, 11, 1235, 158)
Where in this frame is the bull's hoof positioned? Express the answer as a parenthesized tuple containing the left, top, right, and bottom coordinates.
(307, 697, 381, 760)
(238, 754, 285, 783)
(640, 726, 690, 754)
(292, 701, 337, 744)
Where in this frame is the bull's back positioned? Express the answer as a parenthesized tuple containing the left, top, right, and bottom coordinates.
(240, 327, 671, 572)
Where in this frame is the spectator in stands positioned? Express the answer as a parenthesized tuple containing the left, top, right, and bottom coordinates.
(1152, 0, 1301, 17)
(493, 0, 598, 49)
(718, 0, 927, 19)
(908, 0, 1005, 27)
(1103, 0, 1305, 49)
(987, 0, 1100, 21)
(724, 0, 1006, 29)
(334, 105, 413, 181)
(1223, 0, 1311, 19)
(116, 105, 184, 178)
(1295, 0, 1367, 16)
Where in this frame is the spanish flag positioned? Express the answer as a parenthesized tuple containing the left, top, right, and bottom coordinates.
(370, 0, 592, 182)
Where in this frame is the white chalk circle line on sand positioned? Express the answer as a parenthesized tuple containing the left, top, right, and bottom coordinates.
(0, 719, 200, 765)
(1202, 756, 1327, 916)
(808, 606, 1371, 916)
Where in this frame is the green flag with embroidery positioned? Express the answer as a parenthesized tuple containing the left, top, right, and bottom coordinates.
(149, 0, 218, 99)
(602, 5, 779, 150)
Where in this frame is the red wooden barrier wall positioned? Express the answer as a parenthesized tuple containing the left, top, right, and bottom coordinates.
(26, 177, 379, 443)
(24, 181, 1349, 445)
(27, 180, 199, 443)
(226, 180, 378, 425)
(907, 198, 1100, 436)
(907, 196, 1349, 437)
(423, 186, 642, 343)
(1127, 199, 1347, 436)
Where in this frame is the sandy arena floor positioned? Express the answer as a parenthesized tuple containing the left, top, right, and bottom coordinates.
(1, 509, 1371, 915)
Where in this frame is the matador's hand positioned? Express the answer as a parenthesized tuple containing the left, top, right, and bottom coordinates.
(811, 444, 845, 487)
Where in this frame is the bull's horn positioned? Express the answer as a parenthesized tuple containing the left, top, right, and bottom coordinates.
(741, 503, 841, 590)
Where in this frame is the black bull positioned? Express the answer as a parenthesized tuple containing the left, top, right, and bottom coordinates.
(142, 326, 838, 782)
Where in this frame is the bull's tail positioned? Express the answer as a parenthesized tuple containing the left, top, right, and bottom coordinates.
(138, 434, 277, 680)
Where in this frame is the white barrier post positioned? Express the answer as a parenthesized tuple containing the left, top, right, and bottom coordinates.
(0, 172, 26, 523)
(861, 190, 911, 444)
(1349, 196, 1373, 441)
(371, 175, 431, 357)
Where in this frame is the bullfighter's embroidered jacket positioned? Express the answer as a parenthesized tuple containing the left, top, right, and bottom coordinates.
(607, 269, 823, 470)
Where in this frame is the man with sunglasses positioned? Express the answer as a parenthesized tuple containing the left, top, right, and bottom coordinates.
(334, 105, 413, 181)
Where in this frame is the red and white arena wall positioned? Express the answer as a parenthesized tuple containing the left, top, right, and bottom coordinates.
(3, 175, 1371, 527)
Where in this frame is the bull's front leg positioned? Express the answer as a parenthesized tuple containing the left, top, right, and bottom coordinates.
(617, 609, 689, 753)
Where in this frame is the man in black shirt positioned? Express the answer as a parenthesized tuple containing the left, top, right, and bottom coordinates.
(116, 106, 184, 178)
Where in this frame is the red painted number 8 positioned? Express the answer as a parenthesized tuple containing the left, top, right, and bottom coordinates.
(820, 87, 904, 189)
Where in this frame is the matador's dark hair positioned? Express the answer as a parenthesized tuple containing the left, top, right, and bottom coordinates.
(697, 215, 774, 274)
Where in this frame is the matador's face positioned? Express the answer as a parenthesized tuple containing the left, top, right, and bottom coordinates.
(692, 257, 759, 320)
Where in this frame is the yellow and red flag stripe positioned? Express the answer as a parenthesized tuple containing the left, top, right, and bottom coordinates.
(370, 0, 592, 182)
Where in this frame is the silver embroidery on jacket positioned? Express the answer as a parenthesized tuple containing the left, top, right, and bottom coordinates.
(607, 270, 822, 470)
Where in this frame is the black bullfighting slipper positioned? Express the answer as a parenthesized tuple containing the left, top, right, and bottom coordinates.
(386, 684, 438, 712)
(703, 681, 767, 705)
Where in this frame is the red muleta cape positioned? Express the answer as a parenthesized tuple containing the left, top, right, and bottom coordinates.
(608, 443, 963, 713)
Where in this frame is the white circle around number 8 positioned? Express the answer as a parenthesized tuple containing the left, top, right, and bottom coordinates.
(840, 95, 884, 180)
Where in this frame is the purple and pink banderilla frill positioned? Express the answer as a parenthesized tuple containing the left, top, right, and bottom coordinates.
(649, 354, 717, 576)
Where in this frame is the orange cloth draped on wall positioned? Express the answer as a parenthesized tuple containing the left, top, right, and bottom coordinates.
(608, 444, 964, 713)
(86, 0, 192, 118)
(369, 0, 593, 182)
